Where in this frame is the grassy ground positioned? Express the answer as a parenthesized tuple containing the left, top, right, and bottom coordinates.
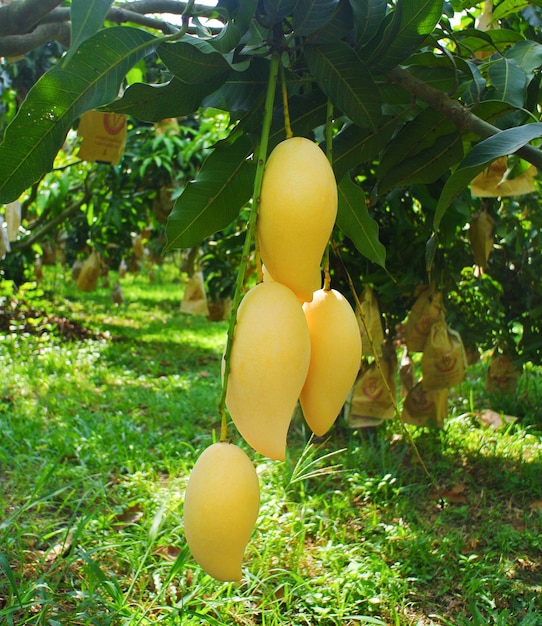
(0, 263, 541, 625)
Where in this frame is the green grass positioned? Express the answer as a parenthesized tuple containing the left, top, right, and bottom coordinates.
(1, 264, 541, 625)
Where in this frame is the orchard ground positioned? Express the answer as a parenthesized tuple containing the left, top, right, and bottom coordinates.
(0, 262, 541, 626)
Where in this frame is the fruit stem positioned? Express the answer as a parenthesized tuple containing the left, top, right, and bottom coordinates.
(323, 99, 334, 292)
(218, 52, 281, 441)
(280, 63, 293, 139)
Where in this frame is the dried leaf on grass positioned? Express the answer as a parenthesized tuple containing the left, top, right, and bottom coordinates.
(430, 483, 468, 504)
(477, 408, 518, 429)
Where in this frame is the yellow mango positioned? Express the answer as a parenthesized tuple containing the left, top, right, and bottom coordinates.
(258, 137, 337, 302)
(300, 288, 362, 436)
(183, 442, 260, 582)
(226, 281, 311, 460)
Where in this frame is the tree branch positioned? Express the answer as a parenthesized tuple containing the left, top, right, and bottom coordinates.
(11, 182, 92, 253)
(0, 0, 64, 37)
(0, 21, 70, 56)
(386, 66, 542, 171)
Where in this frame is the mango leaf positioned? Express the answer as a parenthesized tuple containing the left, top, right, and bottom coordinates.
(487, 57, 528, 108)
(378, 132, 463, 193)
(505, 40, 542, 81)
(164, 135, 255, 251)
(434, 122, 542, 230)
(293, 0, 339, 35)
(350, 0, 387, 46)
(337, 175, 386, 268)
(267, 89, 328, 149)
(456, 27, 523, 53)
(492, 0, 531, 21)
(378, 108, 458, 182)
(305, 42, 381, 131)
(263, 0, 298, 23)
(203, 58, 269, 113)
(157, 39, 231, 84)
(332, 114, 407, 182)
(309, 1, 355, 43)
(369, 0, 444, 72)
(209, 0, 258, 53)
(0, 27, 158, 204)
(106, 78, 216, 122)
(65, 0, 114, 63)
(379, 109, 447, 175)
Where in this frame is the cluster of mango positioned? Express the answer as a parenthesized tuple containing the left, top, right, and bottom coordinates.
(183, 137, 362, 582)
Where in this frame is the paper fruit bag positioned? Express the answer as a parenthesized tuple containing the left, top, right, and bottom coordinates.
(401, 381, 448, 427)
(404, 284, 445, 352)
(77, 111, 127, 165)
(469, 209, 494, 272)
(346, 342, 397, 427)
(356, 285, 384, 357)
(421, 320, 467, 390)
(77, 250, 101, 292)
(180, 271, 209, 317)
(486, 349, 522, 394)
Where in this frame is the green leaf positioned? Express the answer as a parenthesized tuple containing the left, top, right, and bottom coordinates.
(332, 115, 406, 182)
(378, 108, 457, 180)
(305, 42, 381, 131)
(209, 0, 258, 53)
(378, 132, 463, 193)
(0, 27, 158, 204)
(505, 40, 542, 81)
(337, 175, 386, 268)
(309, 0, 355, 43)
(492, 0, 531, 21)
(263, 0, 298, 23)
(203, 58, 268, 113)
(456, 28, 523, 54)
(268, 89, 328, 148)
(487, 57, 528, 108)
(0, 552, 22, 607)
(462, 123, 542, 168)
(64, 0, 113, 63)
(106, 78, 216, 122)
(157, 39, 231, 84)
(293, 0, 339, 35)
(350, 0, 387, 46)
(164, 135, 255, 251)
(434, 123, 542, 230)
(369, 0, 444, 72)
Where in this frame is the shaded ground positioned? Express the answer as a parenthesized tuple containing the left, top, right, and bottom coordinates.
(0, 297, 105, 340)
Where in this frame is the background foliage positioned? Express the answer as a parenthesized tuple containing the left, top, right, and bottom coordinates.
(1, 0, 542, 358)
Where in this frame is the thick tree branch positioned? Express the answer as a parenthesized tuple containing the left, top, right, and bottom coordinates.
(0, 0, 64, 37)
(0, 22, 70, 57)
(11, 190, 90, 253)
(386, 66, 542, 171)
(0, 0, 221, 55)
(41, 7, 179, 35)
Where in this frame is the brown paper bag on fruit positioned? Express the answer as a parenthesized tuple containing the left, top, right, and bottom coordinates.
(421, 320, 467, 390)
(471, 157, 536, 198)
(469, 209, 494, 272)
(486, 349, 522, 394)
(180, 271, 209, 317)
(401, 381, 448, 427)
(77, 250, 101, 292)
(399, 347, 415, 396)
(356, 285, 384, 357)
(404, 284, 445, 352)
(5, 200, 21, 241)
(346, 342, 397, 427)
